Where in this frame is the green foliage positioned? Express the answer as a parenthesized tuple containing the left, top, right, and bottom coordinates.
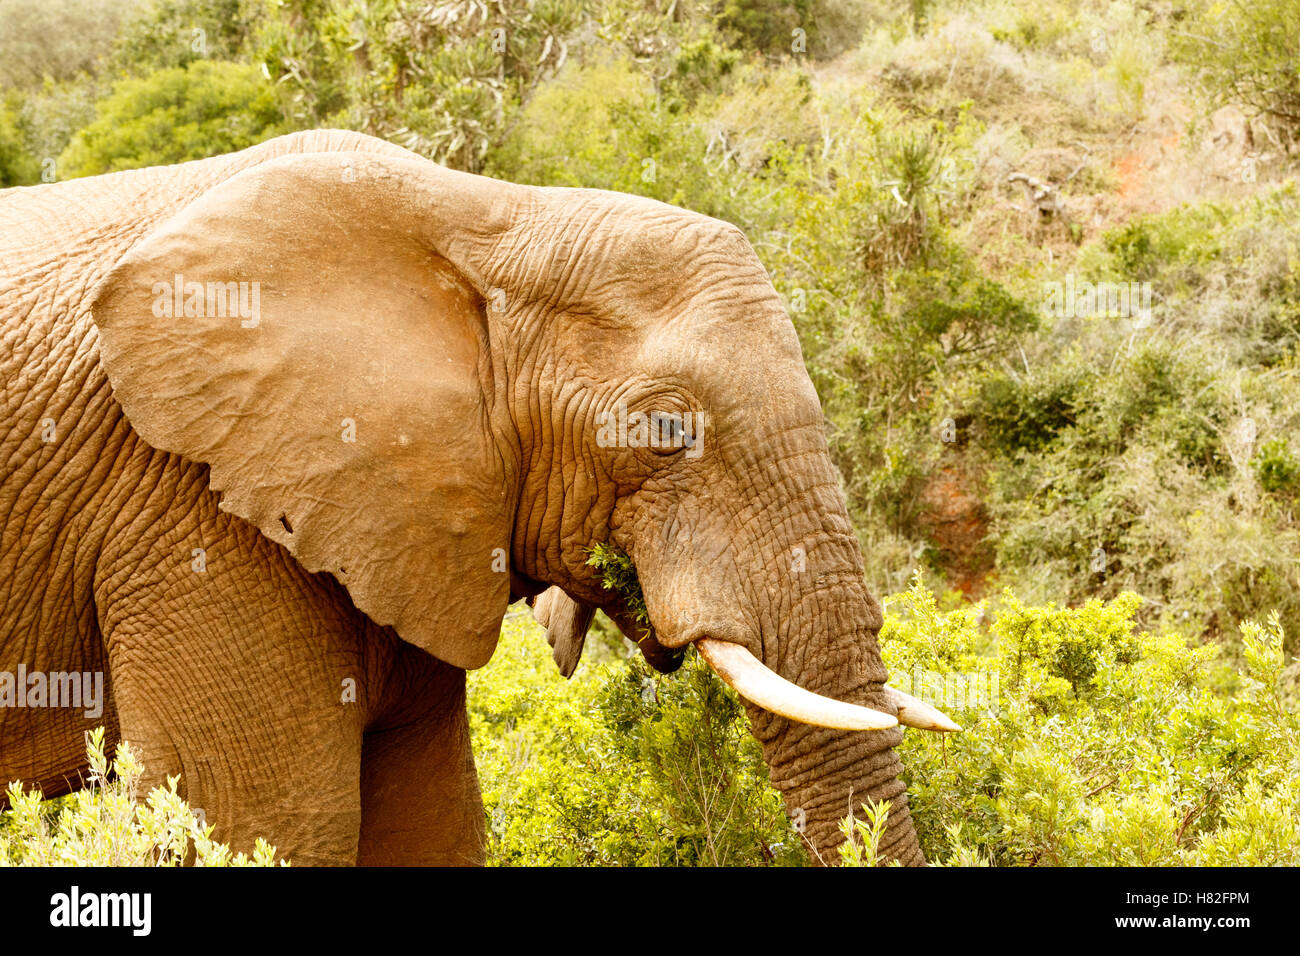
(111, 0, 263, 75)
(253, 0, 591, 172)
(974, 365, 1080, 455)
(1099, 207, 1226, 289)
(661, 36, 741, 108)
(882, 576, 1300, 866)
(468, 613, 805, 865)
(1172, 0, 1300, 142)
(996, 591, 1143, 703)
(0, 728, 287, 866)
(714, 0, 810, 55)
(856, 124, 950, 276)
(6, 81, 103, 182)
(0, 93, 40, 187)
(469, 581, 1298, 866)
(905, 273, 1037, 349)
(1253, 438, 1300, 495)
(837, 798, 903, 866)
(489, 53, 749, 220)
(970, 187, 1300, 645)
(585, 543, 648, 626)
(57, 60, 281, 178)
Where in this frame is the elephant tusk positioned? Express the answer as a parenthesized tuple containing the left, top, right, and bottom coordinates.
(884, 686, 962, 733)
(695, 639, 898, 731)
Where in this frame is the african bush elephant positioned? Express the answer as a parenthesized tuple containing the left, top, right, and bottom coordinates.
(0, 129, 954, 865)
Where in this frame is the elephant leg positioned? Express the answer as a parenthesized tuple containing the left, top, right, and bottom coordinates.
(358, 648, 486, 865)
(95, 463, 373, 865)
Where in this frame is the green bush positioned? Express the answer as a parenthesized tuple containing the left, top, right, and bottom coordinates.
(57, 60, 281, 178)
(469, 580, 1297, 866)
(837, 797, 901, 866)
(253, 0, 590, 172)
(1098, 207, 1227, 291)
(489, 54, 749, 221)
(468, 613, 805, 866)
(0, 93, 40, 187)
(715, 0, 811, 56)
(111, 0, 263, 75)
(1172, 0, 1300, 143)
(856, 125, 950, 277)
(974, 365, 1081, 455)
(883, 576, 1299, 866)
(1254, 438, 1300, 495)
(0, 728, 286, 866)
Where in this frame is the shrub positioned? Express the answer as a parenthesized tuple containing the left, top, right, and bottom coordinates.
(1253, 438, 1300, 495)
(660, 37, 741, 108)
(882, 576, 1300, 866)
(856, 125, 950, 277)
(470, 580, 1298, 867)
(57, 60, 281, 177)
(110, 0, 263, 75)
(897, 269, 1038, 363)
(254, 0, 590, 173)
(715, 0, 811, 56)
(0, 728, 286, 866)
(837, 798, 902, 866)
(0, 93, 40, 187)
(488, 54, 748, 222)
(1172, 0, 1300, 144)
(468, 613, 805, 866)
(973, 364, 1082, 455)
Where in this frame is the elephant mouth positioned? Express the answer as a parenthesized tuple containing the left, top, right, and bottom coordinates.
(634, 624, 688, 674)
(531, 585, 957, 733)
(694, 638, 961, 734)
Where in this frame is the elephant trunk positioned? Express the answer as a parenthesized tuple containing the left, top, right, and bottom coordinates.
(736, 573, 927, 866)
(757, 702, 926, 866)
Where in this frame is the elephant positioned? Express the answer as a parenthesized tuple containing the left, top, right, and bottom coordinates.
(0, 129, 956, 866)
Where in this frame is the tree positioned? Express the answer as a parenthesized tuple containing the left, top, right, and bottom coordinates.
(0, 94, 40, 187)
(57, 60, 282, 178)
(0, 0, 132, 89)
(110, 0, 265, 75)
(1174, 0, 1300, 145)
(254, 0, 591, 173)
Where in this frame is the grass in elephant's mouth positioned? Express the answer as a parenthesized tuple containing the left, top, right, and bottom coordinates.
(585, 544, 650, 627)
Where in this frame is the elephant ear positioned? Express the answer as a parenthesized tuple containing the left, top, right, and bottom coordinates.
(89, 151, 520, 670)
(530, 587, 595, 678)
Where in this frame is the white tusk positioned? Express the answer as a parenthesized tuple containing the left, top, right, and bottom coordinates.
(696, 639, 898, 731)
(885, 686, 962, 733)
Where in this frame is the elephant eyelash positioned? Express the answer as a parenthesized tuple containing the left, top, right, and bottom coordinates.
(648, 411, 697, 454)
(651, 413, 684, 441)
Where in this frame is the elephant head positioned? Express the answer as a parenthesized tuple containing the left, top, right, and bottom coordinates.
(88, 137, 955, 865)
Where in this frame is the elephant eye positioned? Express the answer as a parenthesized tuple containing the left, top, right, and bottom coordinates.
(648, 410, 696, 455)
(653, 412, 682, 440)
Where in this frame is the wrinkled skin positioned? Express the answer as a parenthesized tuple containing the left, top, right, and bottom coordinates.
(0, 130, 923, 865)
